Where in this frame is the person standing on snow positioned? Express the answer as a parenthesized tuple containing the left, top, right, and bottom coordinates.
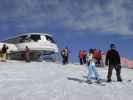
(86, 49, 100, 83)
(83, 50, 87, 64)
(105, 44, 122, 82)
(24, 46, 31, 62)
(79, 50, 84, 65)
(1, 44, 8, 61)
(61, 47, 70, 64)
(64, 47, 70, 64)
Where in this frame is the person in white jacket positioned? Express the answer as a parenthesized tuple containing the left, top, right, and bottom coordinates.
(86, 49, 100, 83)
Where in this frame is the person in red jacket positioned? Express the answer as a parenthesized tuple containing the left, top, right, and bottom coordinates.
(24, 46, 31, 62)
(93, 49, 102, 67)
(79, 50, 84, 65)
(83, 50, 87, 64)
(97, 50, 102, 67)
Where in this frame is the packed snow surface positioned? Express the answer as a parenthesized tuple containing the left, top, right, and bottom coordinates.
(0, 61, 133, 100)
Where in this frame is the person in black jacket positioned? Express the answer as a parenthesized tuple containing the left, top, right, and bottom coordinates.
(105, 44, 122, 82)
(61, 47, 70, 64)
(1, 44, 8, 61)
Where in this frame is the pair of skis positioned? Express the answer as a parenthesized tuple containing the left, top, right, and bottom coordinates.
(85, 80, 106, 86)
(85, 79, 132, 86)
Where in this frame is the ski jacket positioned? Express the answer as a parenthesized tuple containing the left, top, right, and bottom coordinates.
(105, 49, 121, 65)
(2, 46, 8, 53)
(86, 53, 95, 66)
(79, 51, 84, 59)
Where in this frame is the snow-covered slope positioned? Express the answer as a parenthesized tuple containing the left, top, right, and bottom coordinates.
(0, 61, 133, 100)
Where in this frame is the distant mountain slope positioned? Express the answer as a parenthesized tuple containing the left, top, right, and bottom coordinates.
(121, 57, 133, 69)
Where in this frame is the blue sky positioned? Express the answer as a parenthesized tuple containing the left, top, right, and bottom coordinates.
(0, 0, 133, 62)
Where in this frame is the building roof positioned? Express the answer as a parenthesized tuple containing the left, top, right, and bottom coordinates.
(1, 33, 52, 42)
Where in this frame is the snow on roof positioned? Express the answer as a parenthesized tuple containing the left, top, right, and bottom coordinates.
(1, 33, 52, 42)
(17, 33, 52, 37)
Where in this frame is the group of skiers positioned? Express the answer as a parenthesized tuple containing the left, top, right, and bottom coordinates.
(79, 49, 102, 66)
(61, 48, 103, 67)
(1, 43, 123, 83)
(61, 43, 122, 83)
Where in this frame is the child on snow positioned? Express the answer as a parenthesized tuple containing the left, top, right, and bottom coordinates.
(86, 49, 100, 83)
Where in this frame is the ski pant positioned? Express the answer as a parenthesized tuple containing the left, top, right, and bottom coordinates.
(79, 58, 83, 65)
(83, 57, 86, 64)
(107, 64, 122, 81)
(25, 53, 30, 62)
(1, 53, 7, 61)
(87, 64, 100, 80)
(62, 56, 68, 64)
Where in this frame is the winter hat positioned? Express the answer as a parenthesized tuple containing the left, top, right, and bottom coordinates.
(110, 43, 115, 49)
